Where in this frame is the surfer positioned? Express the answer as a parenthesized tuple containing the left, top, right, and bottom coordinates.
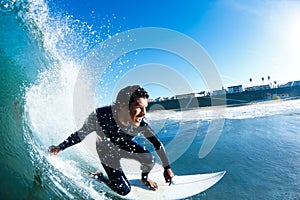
(49, 85, 174, 195)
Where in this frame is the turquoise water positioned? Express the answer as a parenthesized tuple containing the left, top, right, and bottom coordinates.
(1, 0, 300, 199)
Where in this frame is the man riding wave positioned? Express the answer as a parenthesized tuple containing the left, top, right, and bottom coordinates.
(49, 85, 174, 195)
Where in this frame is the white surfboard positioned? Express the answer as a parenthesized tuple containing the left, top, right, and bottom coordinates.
(90, 159, 226, 200)
(126, 170, 226, 200)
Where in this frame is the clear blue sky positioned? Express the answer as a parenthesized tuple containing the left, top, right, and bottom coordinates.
(52, 0, 300, 100)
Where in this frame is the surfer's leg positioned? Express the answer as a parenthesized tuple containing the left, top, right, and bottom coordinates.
(121, 141, 158, 190)
(132, 143, 158, 190)
(96, 141, 131, 195)
(101, 163, 131, 195)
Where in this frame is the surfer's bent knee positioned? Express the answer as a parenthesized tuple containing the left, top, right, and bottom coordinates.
(114, 183, 131, 196)
(108, 174, 131, 196)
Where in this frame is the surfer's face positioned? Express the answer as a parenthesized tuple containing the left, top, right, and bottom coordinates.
(129, 97, 148, 127)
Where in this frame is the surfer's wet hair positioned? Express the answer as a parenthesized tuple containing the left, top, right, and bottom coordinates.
(115, 85, 149, 109)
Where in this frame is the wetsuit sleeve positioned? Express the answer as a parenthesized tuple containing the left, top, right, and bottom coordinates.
(59, 112, 98, 150)
(141, 121, 171, 170)
(58, 131, 81, 150)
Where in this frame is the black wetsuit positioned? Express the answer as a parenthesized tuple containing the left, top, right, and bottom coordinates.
(58, 106, 170, 195)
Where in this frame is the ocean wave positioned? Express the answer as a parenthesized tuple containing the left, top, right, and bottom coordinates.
(2, 0, 109, 198)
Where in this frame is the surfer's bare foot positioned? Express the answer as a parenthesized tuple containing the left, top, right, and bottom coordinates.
(90, 171, 105, 181)
(142, 178, 158, 191)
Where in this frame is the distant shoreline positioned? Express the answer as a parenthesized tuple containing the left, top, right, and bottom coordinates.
(148, 86, 300, 111)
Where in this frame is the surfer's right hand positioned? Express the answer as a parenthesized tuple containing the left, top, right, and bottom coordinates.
(48, 145, 61, 155)
(164, 168, 174, 186)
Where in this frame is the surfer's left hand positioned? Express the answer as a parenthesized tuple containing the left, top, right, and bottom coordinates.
(48, 145, 61, 155)
(164, 168, 174, 186)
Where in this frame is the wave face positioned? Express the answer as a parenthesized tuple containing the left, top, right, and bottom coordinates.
(0, 0, 111, 198)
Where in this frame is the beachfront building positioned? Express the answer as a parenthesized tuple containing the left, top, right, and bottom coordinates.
(148, 98, 154, 102)
(245, 84, 271, 91)
(212, 89, 226, 96)
(227, 85, 243, 94)
(198, 91, 207, 96)
(280, 80, 300, 88)
(244, 86, 255, 91)
(257, 84, 271, 90)
(175, 93, 201, 100)
(154, 97, 166, 102)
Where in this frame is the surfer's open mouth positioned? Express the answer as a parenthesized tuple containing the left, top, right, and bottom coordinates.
(136, 117, 143, 123)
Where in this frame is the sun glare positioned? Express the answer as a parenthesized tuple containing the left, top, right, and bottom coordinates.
(284, 10, 300, 50)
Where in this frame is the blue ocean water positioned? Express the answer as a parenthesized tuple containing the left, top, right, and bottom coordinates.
(1, 0, 300, 199)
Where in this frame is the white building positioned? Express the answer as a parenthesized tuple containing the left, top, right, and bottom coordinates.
(227, 85, 243, 93)
(280, 80, 300, 88)
(198, 91, 207, 96)
(212, 89, 226, 96)
(175, 93, 201, 99)
(245, 84, 271, 91)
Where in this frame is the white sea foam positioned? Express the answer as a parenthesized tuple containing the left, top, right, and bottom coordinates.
(22, 0, 116, 199)
(148, 98, 300, 122)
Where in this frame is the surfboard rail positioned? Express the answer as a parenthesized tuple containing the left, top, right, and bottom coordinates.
(126, 170, 226, 199)
(87, 159, 226, 199)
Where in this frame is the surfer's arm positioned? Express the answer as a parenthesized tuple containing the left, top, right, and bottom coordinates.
(140, 120, 170, 169)
(145, 131, 175, 185)
(140, 120, 174, 184)
(49, 112, 98, 153)
(147, 135, 171, 169)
